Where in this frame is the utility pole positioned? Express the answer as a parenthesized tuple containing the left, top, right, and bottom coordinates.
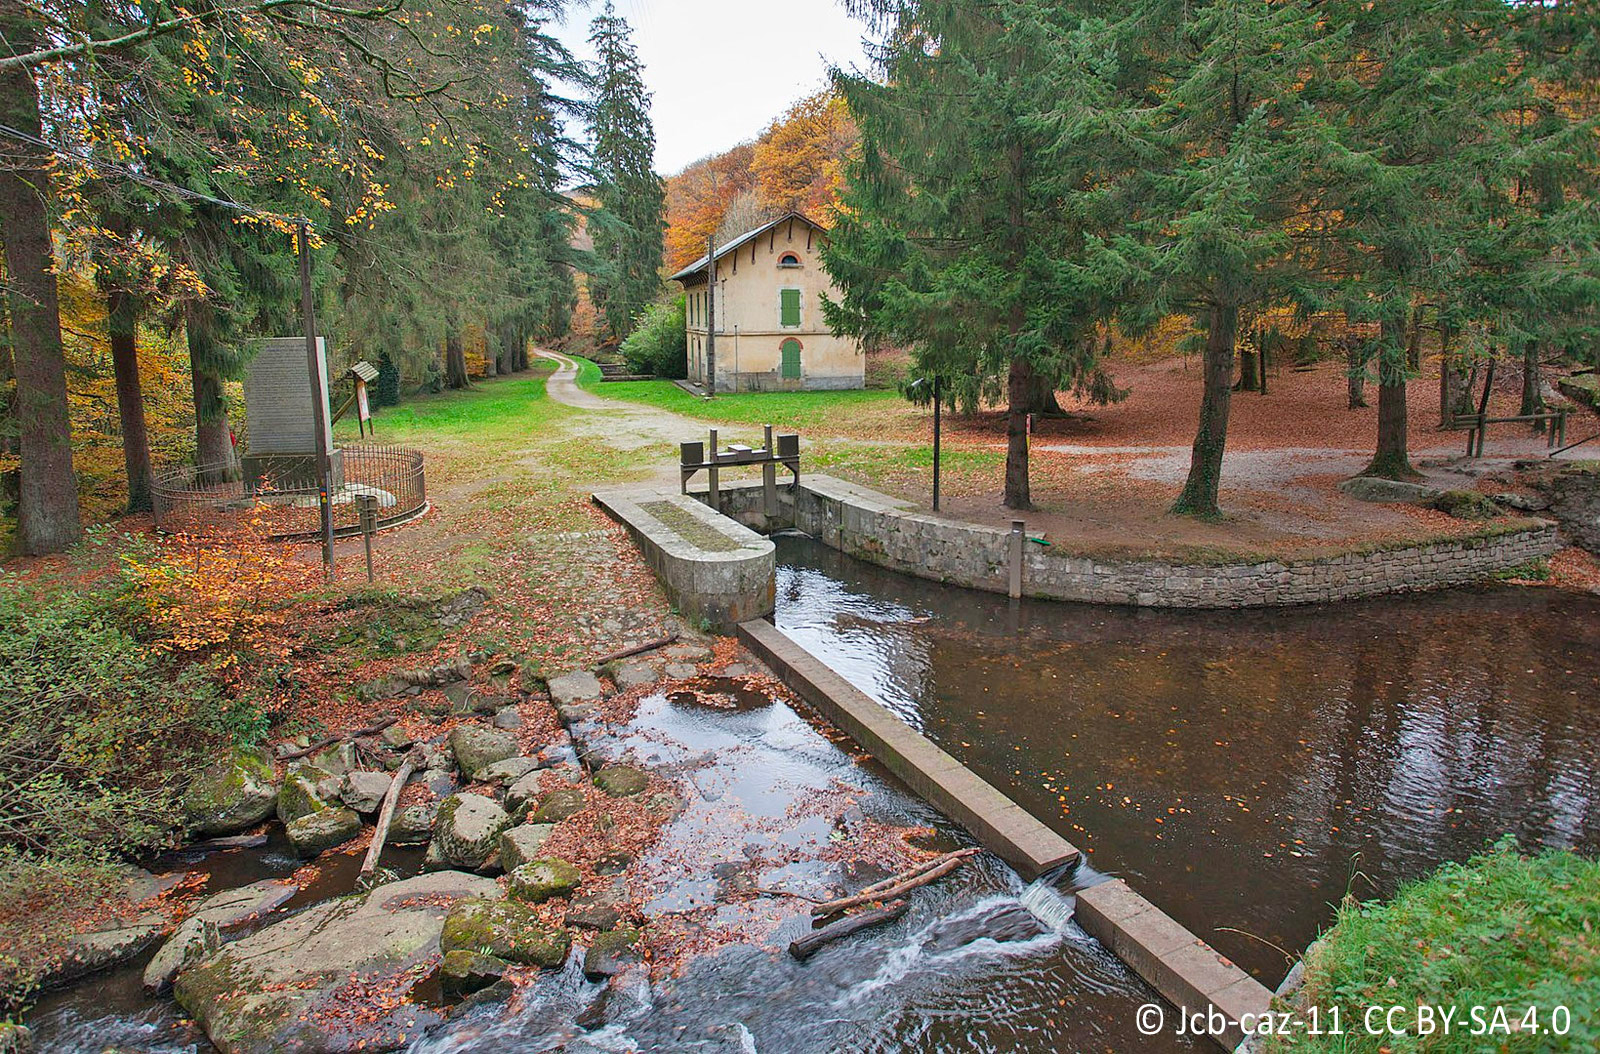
(704, 233, 716, 398)
(298, 221, 335, 578)
(932, 374, 942, 512)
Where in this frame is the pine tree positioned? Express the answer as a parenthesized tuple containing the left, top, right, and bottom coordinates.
(826, 1, 1120, 511)
(585, 3, 664, 343)
(1103, 0, 1339, 518)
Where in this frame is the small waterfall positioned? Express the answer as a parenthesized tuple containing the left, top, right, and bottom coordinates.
(1018, 878, 1076, 934)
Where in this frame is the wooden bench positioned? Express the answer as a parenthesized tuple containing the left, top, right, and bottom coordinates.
(1444, 408, 1569, 457)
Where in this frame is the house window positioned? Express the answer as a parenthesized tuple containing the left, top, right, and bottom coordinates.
(780, 338, 802, 380)
(779, 287, 802, 328)
(778, 252, 801, 268)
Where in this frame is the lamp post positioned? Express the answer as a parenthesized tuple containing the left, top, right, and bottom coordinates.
(912, 375, 943, 512)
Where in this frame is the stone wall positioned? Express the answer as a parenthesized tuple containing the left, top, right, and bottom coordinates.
(592, 487, 775, 631)
(1528, 462, 1600, 554)
(707, 475, 1561, 610)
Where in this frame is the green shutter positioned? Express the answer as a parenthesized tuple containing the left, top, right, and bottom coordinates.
(780, 288, 802, 327)
(781, 339, 802, 380)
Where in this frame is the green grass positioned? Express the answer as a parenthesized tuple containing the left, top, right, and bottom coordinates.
(1264, 841, 1599, 1052)
(592, 377, 901, 432)
(337, 372, 558, 446)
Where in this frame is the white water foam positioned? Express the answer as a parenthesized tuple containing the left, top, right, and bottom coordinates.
(1018, 878, 1077, 934)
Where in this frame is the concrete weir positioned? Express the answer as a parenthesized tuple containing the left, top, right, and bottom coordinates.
(592, 487, 775, 631)
(739, 618, 1273, 1051)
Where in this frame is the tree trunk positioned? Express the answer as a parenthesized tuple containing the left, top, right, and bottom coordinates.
(1172, 304, 1237, 519)
(1346, 338, 1369, 409)
(1363, 316, 1416, 479)
(108, 289, 154, 511)
(1003, 358, 1033, 511)
(1236, 345, 1260, 392)
(445, 330, 468, 389)
(1520, 341, 1545, 433)
(0, 10, 83, 553)
(186, 316, 236, 481)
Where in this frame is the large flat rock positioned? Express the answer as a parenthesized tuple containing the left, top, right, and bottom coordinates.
(174, 871, 499, 1054)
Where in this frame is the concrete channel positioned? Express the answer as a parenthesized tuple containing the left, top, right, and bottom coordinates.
(601, 480, 1275, 1049)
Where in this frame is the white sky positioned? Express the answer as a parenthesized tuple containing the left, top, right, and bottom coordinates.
(550, 0, 873, 176)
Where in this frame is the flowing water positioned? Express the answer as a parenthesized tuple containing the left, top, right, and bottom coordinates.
(29, 535, 1598, 1053)
(772, 532, 1600, 982)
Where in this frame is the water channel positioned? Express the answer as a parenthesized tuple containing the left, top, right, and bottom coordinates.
(772, 532, 1600, 983)
(26, 534, 1600, 1052)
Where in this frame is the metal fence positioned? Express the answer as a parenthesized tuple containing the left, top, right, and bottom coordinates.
(152, 444, 427, 540)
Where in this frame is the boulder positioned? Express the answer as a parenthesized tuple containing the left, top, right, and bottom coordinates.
(530, 787, 587, 824)
(440, 898, 570, 968)
(174, 871, 497, 1054)
(183, 748, 279, 837)
(1337, 475, 1441, 504)
(439, 949, 507, 996)
(52, 914, 168, 987)
(546, 670, 604, 707)
(389, 802, 439, 846)
(309, 740, 358, 777)
(448, 725, 517, 781)
(429, 793, 511, 869)
(476, 757, 539, 786)
(582, 927, 642, 981)
(498, 824, 555, 872)
(565, 888, 626, 932)
(507, 859, 581, 904)
(341, 771, 394, 814)
(143, 879, 298, 992)
(594, 765, 648, 798)
(0, 1024, 32, 1054)
(610, 663, 658, 690)
(663, 662, 699, 680)
(379, 725, 415, 751)
(276, 764, 333, 824)
(1430, 489, 1504, 521)
(285, 808, 361, 858)
(492, 707, 523, 730)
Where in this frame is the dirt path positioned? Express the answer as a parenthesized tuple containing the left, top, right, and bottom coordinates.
(538, 350, 726, 452)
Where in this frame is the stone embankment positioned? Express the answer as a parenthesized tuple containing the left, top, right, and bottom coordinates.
(709, 474, 1561, 608)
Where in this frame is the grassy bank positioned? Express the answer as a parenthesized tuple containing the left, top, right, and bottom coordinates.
(1264, 842, 1599, 1052)
(592, 376, 902, 433)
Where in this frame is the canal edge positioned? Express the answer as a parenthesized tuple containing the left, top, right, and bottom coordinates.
(738, 617, 1275, 1051)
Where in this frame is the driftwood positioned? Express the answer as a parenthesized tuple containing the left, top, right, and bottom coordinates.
(789, 900, 908, 961)
(596, 633, 681, 666)
(279, 716, 398, 761)
(359, 749, 420, 878)
(811, 848, 980, 918)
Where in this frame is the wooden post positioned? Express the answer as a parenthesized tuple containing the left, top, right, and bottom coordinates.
(1008, 520, 1024, 599)
(762, 424, 777, 517)
(298, 222, 334, 578)
(358, 494, 378, 583)
(932, 375, 942, 512)
(708, 428, 720, 510)
(705, 234, 716, 398)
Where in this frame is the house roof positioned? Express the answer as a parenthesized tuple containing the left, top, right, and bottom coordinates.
(667, 211, 825, 283)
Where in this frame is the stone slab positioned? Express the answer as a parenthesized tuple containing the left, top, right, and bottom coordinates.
(737, 619, 1076, 880)
(1076, 879, 1273, 1050)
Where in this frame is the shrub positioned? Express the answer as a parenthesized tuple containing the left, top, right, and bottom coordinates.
(619, 294, 687, 379)
(1262, 840, 1600, 1052)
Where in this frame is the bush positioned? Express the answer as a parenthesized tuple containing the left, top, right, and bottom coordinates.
(1263, 840, 1600, 1052)
(619, 294, 687, 379)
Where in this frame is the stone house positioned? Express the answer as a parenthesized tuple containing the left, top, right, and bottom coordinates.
(668, 212, 864, 392)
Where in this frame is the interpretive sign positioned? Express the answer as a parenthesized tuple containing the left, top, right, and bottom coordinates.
(242, 336, 341, 488)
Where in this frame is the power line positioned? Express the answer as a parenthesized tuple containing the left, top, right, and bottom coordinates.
(0, 121, 309, 228)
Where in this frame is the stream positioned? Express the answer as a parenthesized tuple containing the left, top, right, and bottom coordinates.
(25, 533, 1600, 1052)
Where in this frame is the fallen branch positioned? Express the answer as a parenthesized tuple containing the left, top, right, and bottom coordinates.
(811, 848, 979, 918)
(279, 716, 398, 761)
(596, 633, 680, 665)
(753, 886, 827, 904)
(360, 749, 420, 878)
(789, 900, 908, 961)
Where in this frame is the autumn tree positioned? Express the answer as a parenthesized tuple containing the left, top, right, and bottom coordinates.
(585, 2, 663, 342)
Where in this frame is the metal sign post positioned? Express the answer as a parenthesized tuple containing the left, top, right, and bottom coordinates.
(932, 375, 942, 512)
(298, 221, 335, 578)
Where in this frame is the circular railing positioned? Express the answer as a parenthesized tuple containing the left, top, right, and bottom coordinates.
(152, 444, 427, 540)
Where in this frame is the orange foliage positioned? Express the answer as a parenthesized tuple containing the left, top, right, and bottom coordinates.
(664, 89, 858, 272)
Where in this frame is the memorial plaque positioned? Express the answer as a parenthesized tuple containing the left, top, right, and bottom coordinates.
(243, 337, 333, 455)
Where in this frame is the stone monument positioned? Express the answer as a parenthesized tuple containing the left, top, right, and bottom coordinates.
(241, 336, 342, 491)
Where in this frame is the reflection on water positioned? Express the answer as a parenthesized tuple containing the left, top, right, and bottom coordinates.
(774, 534, 1600, 982)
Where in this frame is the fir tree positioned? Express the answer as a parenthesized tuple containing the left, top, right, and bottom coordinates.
(585, 3, 665, 343)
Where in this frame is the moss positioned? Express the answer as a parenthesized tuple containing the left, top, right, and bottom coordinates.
(1430, 489, 1503, 521)
(440, 899, 570, 968)
(507, 859, 581, 904)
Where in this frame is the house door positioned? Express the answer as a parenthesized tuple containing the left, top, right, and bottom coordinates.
(780, 338, 802, 382)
